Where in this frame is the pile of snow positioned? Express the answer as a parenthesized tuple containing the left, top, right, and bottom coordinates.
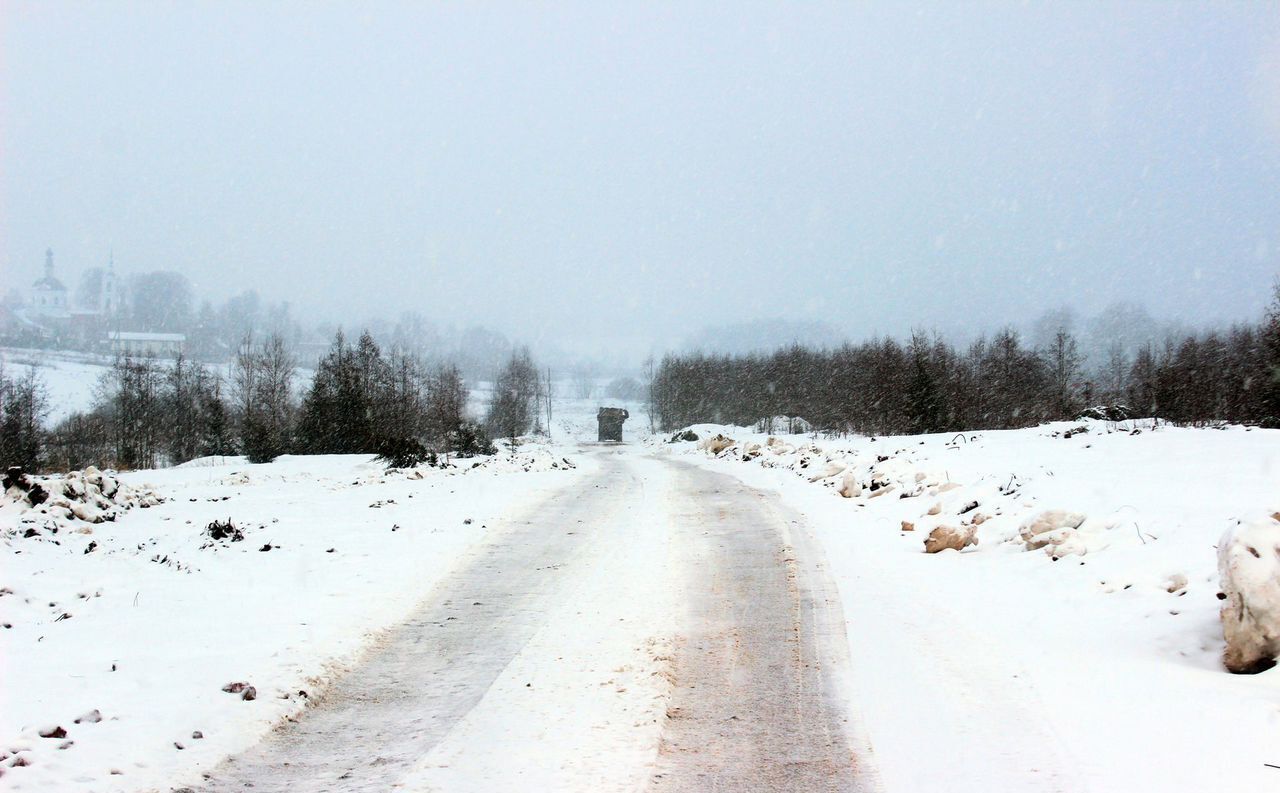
(2, 466, 163, 539)
(462, 448, 578, 474)
(1218, 513, 1280, 673)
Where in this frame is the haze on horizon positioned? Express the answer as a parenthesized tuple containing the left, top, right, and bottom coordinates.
(3, 2, 1280, 362)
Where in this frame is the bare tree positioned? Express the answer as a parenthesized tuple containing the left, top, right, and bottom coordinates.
(96, 355, 164, 469)
(572, 364, 595, 400)
(0, 364, 49, 471)
(485, 347, 540, 449)
(1042, 329, 1083, 418)
(1101, 342, 1129, 405)
(426, 363, 468, 456)
(233, 332, 296, 462)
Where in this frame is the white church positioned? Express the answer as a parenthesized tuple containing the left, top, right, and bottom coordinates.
(5, 248, 182, 356)
(27, 248, 72, 318)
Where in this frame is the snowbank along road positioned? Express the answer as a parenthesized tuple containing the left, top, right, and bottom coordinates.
(191, 447, 871, 792)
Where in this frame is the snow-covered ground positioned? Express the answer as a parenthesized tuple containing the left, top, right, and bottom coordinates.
(0, 381, 657, 792)
(0, 448, 591, 791)
(663, 419, 1280, 792)
(7, 362, 1279, 792)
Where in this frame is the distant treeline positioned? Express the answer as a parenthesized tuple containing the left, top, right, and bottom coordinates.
(5, 331, 546, 474)
(651, 292, 1280, 435)
(6, 262, 546, 380)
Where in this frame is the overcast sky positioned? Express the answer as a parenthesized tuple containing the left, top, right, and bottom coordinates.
(3, 2, 1279, 357)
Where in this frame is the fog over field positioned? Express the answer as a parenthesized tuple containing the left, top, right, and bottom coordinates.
(4, 3, 1279, 363)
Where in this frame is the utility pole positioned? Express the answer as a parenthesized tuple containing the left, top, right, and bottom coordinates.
(545, 367, 553, 440)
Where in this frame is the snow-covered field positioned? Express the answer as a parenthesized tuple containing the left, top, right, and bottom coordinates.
(0, 349, 110, 425)
(0, 348, 325, 426)
(664, 419, 1280, 792)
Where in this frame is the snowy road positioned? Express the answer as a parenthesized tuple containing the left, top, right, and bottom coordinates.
(651, 461, 866, 792)
(192, 449, 869, 792)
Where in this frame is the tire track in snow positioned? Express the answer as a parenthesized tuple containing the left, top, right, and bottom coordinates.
(649, 460, 876, 792)
(194, 455, 637, 792)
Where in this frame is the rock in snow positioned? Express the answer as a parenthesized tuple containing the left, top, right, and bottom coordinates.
(698, 434, 736, 455)
(837, 471, 861, 498)
(924, 524, 978, 553)
(806, 461, 846, 482)
(1020, 509, 1088, 557)
(1218, 514, 1280, 674)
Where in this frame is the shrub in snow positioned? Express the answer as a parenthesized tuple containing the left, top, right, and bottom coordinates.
(448, 422, 496, 457)
(1218, 515, 1280, 674)
(837, 471, 861, 498)
(1075, 404, 1133, 422)
(924, 524, 977, 553)
(699, 434, 736, 455)
(375, 437, 436, 469)
(204, 519, 244, 544)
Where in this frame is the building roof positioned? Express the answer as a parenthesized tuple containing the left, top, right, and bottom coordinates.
(32, 275, 67, 291)
(107, 332, 187, 343)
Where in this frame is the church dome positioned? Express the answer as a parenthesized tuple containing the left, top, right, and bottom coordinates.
(32, 248, 67, 291)
(32, 273, 67, 291)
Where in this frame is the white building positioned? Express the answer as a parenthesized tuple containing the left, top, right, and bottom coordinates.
(28, 248, 69, 318)
(105, 331, 186, 357)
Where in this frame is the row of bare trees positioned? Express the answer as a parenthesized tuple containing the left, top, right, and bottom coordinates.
(42, 353, 232, 471)
(651, 294, 1280, 435)
(17, 328, 528, 472)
